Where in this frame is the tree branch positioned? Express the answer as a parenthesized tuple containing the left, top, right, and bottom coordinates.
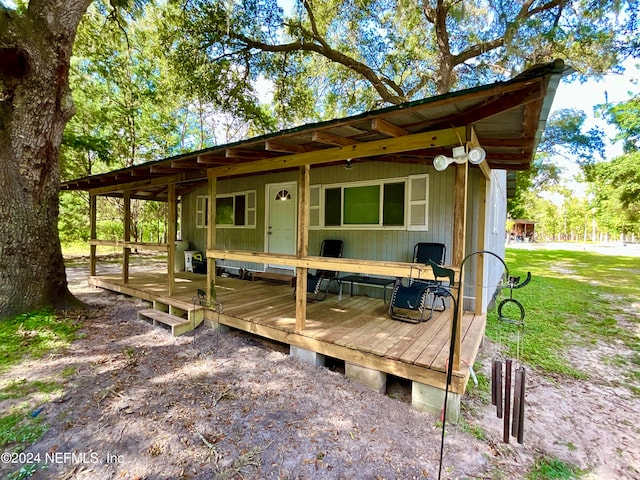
(230, 30, 407, 104)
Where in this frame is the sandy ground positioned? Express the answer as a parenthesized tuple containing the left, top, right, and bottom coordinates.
(1, 251, 639, 479)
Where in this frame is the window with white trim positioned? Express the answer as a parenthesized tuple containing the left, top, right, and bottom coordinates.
(328, 182, 404, 226)
(196, 190, 256, 229)
(310, 175, 428, 230)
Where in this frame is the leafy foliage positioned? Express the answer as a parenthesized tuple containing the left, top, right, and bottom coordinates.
(600, 93, 640, 153)
(170, 0, 638, 117)
(590, 152, 640, 236)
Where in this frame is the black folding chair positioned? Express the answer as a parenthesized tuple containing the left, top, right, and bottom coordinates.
(306, 239, 344, 301)
(387, 242, 447, 323)
(414, 242, 447, 313)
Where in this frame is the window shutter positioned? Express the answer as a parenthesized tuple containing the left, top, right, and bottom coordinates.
(309, 185, 320, 229)
(196, 195, 207, 228)
(408, 174, 429, 231)
(246, 190, 256, 227)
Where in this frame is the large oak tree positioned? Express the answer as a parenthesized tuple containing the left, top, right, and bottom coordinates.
(0, 1, 92, 319)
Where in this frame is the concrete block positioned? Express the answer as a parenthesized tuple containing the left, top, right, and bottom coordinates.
(204, 319, 231, 333)
(290, 346, 325, 366)
(346, 362, 387, 394)
(411, 381, 460, 422)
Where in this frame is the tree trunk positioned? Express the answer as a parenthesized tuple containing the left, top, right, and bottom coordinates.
(0, 1, 92, 320)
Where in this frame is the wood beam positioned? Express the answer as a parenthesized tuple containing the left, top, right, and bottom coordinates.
(206, 249, 459, 280)
(312, 131, 361, 146)
(265, 140, 310, 153)
(451, 162, 468, 371)
(167, 184, 177, 296)
(122, 193, 131, 284)
(295, 165, 310, 332)
(371, 118, 410, 137)
(429, 81, 544, 131)
(170, 160, 206, 169)
(469, 127, 491, 180)
(89, 195, 97, 276)
(89, 174, 186, 196)
(206, 127, 466, 178)
(206, 171, 217, 303)
(225, 148, 272, 160)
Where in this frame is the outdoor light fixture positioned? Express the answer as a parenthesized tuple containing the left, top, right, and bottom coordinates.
(433, 146, 486, 172)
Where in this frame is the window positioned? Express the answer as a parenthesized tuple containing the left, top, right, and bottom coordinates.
(322, 179, 406, 228)
(196, 195, 208, 228)
(196, 190, 256, 229)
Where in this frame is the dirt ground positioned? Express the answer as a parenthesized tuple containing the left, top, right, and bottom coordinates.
(2, 251, 639, 479)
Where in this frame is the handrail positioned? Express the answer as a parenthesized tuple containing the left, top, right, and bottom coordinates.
(207, 248, 460, 281)
(89, 239, 169, 251)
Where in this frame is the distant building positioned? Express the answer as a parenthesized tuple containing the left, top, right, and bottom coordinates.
(510, 219, 536, 242)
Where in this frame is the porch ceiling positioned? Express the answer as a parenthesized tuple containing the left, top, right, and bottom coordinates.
(61, 60, 569, 201)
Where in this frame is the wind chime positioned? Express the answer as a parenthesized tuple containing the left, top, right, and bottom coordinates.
(491, 272, 531, 444)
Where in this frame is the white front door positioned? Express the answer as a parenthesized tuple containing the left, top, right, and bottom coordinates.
(266, 182, 297, 257)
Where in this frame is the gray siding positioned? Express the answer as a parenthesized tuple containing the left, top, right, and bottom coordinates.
(179, 161, 511, 303)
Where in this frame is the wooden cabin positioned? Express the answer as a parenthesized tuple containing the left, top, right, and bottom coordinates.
(510, 219, 537, 242)
(61, 60, 567, 419)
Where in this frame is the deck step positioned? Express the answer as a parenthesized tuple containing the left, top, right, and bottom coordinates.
(138, 309, 195, 336)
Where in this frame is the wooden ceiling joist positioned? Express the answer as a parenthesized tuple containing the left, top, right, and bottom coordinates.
(265, 140, 310, 153)
(371, 118, 410, 137)
(312, 131, 361, 146)
(429, 81, 545, 132)
(207, 126, 466, 178)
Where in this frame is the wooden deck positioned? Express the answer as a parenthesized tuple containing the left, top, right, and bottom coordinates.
(88, 271, 485, 395)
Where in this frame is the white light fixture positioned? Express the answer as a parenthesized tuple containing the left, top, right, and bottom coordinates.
(433, 146, 486, 172)
(468, 146, 486, 164)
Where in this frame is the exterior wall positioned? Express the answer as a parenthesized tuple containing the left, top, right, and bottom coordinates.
(179, 161, 507, 303)
(484, 169, 508, 311)
(461, 168, 507, 313)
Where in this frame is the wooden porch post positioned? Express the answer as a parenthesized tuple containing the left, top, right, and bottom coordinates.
(206, 171, 217, 301)
(167, 183, 176, 296)
(89, 194, 97, 276)
(122, 192, 131, 284)
(451, 162, 469, 370)
(295, 165, 310, 332)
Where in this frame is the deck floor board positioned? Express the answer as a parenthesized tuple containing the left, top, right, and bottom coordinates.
(89, 271, 485, 393)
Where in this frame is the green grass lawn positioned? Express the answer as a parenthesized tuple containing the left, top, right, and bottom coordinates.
(486, 247, 640, 387)
(0, 309, 79, 469)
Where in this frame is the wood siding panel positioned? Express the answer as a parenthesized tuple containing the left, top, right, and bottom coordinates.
(182, 162, 465, 284)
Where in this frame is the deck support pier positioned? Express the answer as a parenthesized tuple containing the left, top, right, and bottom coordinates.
(411, 381, 460, 422)
(291, 346, 325, 366)
(346, 363, 387, 394)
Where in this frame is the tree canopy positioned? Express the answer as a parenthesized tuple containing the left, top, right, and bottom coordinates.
(172, 0, 638, 119)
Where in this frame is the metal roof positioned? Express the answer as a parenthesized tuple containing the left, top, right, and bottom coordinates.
(61, 59, 568, 201)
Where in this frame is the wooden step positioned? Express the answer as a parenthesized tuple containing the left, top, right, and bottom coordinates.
(137, 309, 195, 337)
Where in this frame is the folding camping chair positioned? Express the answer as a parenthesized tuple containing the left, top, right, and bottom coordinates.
(305, 239, 344, 301)
(413, 242, 447, 313)
(387, 242, 447, 323)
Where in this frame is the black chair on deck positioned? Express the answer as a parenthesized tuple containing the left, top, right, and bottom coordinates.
(387, 242, 447, 323)
(305, 239, 344, 301)
(413, 242, 447, 313)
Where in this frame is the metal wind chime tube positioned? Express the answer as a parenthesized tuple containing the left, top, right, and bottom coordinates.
(490, 266, 531, 445)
